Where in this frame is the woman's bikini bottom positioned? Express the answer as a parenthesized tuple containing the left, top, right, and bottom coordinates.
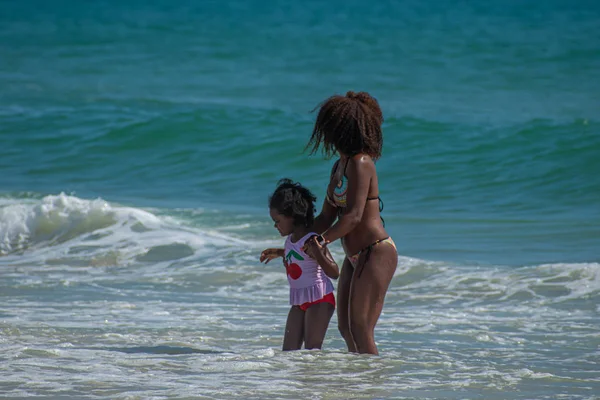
(347, 237, 397, 277)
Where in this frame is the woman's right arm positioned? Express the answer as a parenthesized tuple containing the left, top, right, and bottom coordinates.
(313, 199, 337, 234)
(312, 162, 338, 234)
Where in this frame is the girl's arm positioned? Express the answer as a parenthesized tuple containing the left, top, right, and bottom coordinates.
(320, 155, 372, 244)
(304, 236, 339, 279)
(260, 248, 285, 264)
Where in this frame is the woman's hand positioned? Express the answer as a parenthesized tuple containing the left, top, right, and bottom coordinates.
(303, 235, 339, 279)
(260, 248, 284, 264)
(302, 235, 324, 258)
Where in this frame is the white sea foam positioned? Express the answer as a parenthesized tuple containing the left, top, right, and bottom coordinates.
(1, 196, 598, 400)
(0, 193, 244, 267)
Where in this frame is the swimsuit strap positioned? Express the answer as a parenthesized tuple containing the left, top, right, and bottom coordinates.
(330, 159, 341, 179)
(336, 158, 350, 190)
(326, 160, 340, 208)
(356, 236, 391, 278)
(343, 157, 350, 175)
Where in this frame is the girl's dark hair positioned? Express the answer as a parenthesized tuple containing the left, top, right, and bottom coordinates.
(269, 178, 317, 227)
(306, 91, 384, 160)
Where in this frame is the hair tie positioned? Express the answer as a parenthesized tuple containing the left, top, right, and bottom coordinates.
(346, 91, 372, 104)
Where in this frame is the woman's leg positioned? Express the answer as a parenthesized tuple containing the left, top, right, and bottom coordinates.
(282, 306, 305, 351)
(336, 258, 357, 352)
(349, 242, 398, 355)
(303, 302, 335, 349)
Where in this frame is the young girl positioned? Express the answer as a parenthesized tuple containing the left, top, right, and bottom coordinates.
(260, 178, 339, 351)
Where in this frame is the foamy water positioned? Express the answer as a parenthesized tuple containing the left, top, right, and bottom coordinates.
(1, 194, 598, 399)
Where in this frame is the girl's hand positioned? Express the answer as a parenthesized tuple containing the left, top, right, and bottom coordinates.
(260, 248, 284, 264)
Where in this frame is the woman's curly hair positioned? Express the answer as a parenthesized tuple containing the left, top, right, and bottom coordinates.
(269, 178, 317, 227)
(306, 91, 384, 160)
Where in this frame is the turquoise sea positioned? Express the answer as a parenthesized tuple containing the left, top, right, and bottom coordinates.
(1, 1, 599, 398)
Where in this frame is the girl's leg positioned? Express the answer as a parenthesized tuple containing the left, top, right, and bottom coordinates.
(282, 306, 305, 351)
(304, 302, 335, 349)
(336, 258, 357, 352)
(349, 243, 397, 355)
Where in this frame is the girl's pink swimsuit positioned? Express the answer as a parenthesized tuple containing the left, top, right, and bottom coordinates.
(284, 232, 335, 307)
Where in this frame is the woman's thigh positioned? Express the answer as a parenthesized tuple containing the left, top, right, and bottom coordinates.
(349, 241, 398, 328)
(336, 258, 354, 329)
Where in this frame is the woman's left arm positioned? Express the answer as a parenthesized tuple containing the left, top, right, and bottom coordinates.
(321, 155, 372, 244)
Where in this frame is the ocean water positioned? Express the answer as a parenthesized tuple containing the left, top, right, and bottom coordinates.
(1, 0, 599, 399)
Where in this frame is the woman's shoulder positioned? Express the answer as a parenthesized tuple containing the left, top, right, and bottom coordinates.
(349, 153, 376, 171)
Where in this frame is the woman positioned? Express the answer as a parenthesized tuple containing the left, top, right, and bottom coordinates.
(304, 91, 398, 355)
